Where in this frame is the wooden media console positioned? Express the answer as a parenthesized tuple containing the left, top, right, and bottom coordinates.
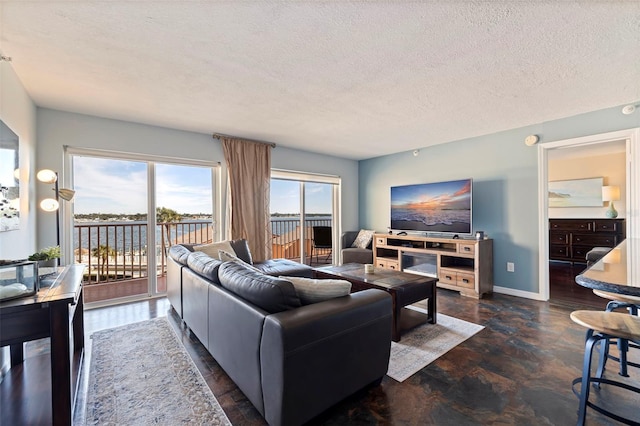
(373, 233, 493, 298)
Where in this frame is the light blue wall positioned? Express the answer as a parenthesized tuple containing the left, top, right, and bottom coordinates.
(359, 103, 640, 294)
(0, 62, 37, 379)
(272, 146, 359, 231)
(36, 108, 359, 248)
(0, 62, 38, 260)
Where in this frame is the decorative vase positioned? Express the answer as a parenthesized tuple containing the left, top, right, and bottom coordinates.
(605, 201, 618, 218)
(37, 258, 59, 278)
(37, 259, 58, 268)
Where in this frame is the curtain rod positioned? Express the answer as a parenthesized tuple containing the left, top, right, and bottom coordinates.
(212, 133, 276, 148)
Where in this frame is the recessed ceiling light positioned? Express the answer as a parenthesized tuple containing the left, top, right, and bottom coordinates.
(622, 105, 636, 115)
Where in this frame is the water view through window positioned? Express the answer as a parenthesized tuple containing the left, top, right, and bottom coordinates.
(270, 178, 334, 264)
(72, 156, 215, 303)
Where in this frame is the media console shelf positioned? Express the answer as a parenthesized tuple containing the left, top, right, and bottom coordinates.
(373, 233, 493, 298)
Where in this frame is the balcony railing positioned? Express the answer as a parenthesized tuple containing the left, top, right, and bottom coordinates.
(74, 217, 332, 303)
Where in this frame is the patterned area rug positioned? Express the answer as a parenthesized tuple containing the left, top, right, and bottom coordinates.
(85, 317, 231, 425)
(387, 310, 485, 382)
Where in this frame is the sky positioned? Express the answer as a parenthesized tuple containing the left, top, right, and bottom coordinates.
(270, 179, 332, 215)
(391, 179, 471, 210)
(73, 157, 213, 215)
(73, 157, 332, 215)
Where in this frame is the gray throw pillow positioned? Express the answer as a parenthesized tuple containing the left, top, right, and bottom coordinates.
(230, 239, 253, 264)
(351, 229, 374, 249)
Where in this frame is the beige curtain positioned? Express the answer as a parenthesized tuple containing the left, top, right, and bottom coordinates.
(221, 137, 272, 261)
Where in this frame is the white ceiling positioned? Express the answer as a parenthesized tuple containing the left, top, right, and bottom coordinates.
(1, 1, 639, 160)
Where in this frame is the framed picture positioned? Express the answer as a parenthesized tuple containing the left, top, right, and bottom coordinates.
(548, 177, 603, 207)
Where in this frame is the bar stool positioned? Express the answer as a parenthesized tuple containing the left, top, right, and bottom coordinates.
(570, 310, 640, 425)
(592, 290, 640, 378)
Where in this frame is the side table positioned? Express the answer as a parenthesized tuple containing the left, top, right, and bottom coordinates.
(0, 264, 85, 426)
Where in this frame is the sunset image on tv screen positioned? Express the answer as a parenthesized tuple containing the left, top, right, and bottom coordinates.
(390, 179, 472, 233)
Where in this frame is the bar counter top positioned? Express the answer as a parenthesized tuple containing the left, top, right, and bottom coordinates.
(575, 239, 640, 297)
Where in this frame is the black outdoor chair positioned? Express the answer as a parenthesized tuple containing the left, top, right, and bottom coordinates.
(310, 226, 332, 265)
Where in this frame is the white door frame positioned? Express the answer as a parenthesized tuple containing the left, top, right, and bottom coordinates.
(537, 128, 640, 301)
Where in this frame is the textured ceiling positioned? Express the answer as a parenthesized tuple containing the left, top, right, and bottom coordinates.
(1, 1, 639, 160)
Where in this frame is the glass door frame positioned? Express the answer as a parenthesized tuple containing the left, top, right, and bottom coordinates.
(64, 146, 221, 305)
(271, 169, 341, 264)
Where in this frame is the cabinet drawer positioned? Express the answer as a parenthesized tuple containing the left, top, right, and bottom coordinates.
(457, 244, 475, 256)
(375, 237, 386, 245)
(550, 244, 570, 258)
(571, 246, 592, 260)
(438, 269, 475, 289)
(438, 268, 457, 285)
(549, 231, 569, 244)
(594, 220, 620, 233)
(571, 234, 617, 246)
(376, 258, 399, 270)
(549, 220, 593, 231)
(456, 273, 475, 289)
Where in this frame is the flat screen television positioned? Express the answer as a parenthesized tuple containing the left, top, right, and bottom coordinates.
(390, 178, 472, 235)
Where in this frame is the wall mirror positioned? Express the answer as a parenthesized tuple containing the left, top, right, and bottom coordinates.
(0, 120, 19, 231)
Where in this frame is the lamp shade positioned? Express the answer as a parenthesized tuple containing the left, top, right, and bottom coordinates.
(40, 198, 59, 212)
(602, 186, 620, 202)
(58, 188, 76, 201)
(36, 169, 58, 184)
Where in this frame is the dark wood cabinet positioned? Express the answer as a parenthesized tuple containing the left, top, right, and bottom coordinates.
(549, 218, 625, 263)
(0, 265, 85, 425)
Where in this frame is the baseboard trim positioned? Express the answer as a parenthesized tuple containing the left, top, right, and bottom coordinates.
(493, 285, 547, 301)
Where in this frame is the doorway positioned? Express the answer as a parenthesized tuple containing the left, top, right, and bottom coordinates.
(538, 128, 639, 303)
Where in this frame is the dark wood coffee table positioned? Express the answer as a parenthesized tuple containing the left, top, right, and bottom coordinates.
(314, 263, 437, 342)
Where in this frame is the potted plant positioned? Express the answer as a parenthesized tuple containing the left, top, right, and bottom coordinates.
(28, 246, 61, 268)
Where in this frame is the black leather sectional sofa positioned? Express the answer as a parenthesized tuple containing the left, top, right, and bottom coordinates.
(167, 241, 392, 426)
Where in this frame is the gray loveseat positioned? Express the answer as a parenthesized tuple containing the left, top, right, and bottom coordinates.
(341, 231, 374, 264)
(167, 242, 392, 426)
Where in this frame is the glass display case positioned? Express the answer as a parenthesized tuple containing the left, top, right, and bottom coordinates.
(0, 260, 38, 302)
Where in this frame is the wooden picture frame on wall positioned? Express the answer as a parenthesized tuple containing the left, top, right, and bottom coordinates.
(548, 177, 603, 207)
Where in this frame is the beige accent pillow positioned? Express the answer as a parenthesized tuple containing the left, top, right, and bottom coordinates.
(351, 229, 374, 249)
(280, 276, 352, 305)
(194, 240, 236, 259)
(218, 249, 262, 273)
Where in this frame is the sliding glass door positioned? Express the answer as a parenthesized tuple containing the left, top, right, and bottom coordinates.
(68, 148, 218, 306)
(270, 170, 340, 265)
(155, 163, 215, 292)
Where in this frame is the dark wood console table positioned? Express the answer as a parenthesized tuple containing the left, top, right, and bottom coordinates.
(0, 264, 85, 426)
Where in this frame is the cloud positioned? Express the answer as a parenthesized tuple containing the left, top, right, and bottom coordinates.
(73, 158, 213, 214)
